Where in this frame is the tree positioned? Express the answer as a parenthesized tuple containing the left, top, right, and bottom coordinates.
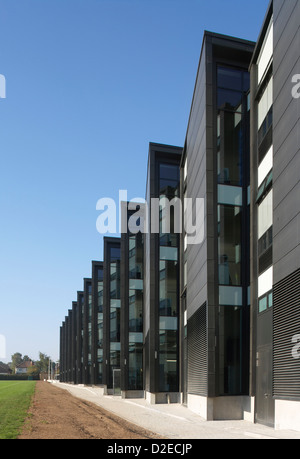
(11, 352, 23, 373)
(27, 365, 39, 379)
(35, 352, 50, 374)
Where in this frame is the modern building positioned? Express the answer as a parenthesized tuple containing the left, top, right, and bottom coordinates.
(180, 31, 254, 420)
(59, 0, 300, 432)
(103, 237, 121, 394)
(144, 142, 182, 403)
(249, 0, 300, 430)
(82, 277, 92, 385)
(120, 202, 145, 397)
(91, 260, 104, 386)
(76, 290, 84, 384)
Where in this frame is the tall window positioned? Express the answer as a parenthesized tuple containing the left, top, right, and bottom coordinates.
(97, 267, 104, 384)
(158, 162, 180, 392)
(128, 234, 143, 390)
(216, 65, 250, 395)
(109, 246, 121, 386)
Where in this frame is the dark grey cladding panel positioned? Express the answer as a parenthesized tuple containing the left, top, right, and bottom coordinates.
(273, 268, 300, 398)
(273, 0, 300, 284)
(187, 303, 207, 396)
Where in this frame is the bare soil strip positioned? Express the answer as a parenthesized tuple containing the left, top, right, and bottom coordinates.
(18, 381, 160, 439)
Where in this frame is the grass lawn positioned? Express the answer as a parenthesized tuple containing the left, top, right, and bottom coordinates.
(0, 381, 36, 439)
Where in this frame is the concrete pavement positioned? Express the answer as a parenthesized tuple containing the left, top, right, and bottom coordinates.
(51, 382, 300, 439)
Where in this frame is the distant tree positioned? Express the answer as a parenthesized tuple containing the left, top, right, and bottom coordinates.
(11, 352, 23, 372)
(27, 365, 39, 378)
(35, 352, 50, 374)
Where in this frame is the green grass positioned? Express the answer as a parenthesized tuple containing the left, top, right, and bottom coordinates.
(0, 381, 36, 439)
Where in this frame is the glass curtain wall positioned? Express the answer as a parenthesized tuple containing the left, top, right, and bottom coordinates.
(158, 162, 180, 392)
(109, 247, 121, 387)
(128, 233, 143, 390)
(97, 266, 104, 384)
(87, 282, 92, 384)
(217, 65, 250, 395)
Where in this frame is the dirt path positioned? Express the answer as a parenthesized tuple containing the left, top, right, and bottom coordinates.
(18, 381, 160, 439)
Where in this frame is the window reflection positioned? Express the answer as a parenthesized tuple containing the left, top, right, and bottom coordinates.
(158, 161, 180, 392)
(217, 110, 243, 186)
(218, 205, 242, 286)
(218, 306, 243, 395)
(127, 231, 143, 390)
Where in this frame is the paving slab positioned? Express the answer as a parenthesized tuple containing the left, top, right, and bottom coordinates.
(52, 382, 300, 440)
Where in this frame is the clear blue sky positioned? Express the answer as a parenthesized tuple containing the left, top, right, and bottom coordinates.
(0, 0, 269, 363)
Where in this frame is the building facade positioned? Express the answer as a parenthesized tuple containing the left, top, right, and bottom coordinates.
(59, 0, 300, 432)
(120, 202, 145, 397)
(180, 31, 254, 420)
(250, 0, 300, 430)
(144, 143, 182, 403)
(103, 237, 121, 393)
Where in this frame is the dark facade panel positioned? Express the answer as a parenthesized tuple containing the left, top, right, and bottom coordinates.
(273, 268, 300, 398)
(187, 303, 207, 396)
(273, 0, 300, 284)
(184, 36, 208, 321)
(103, 237, 121, 391)
(144, 143, 182, 395)
(92, 261, 104, 385)
(76, 291, 84, 384)
(184, 31, 254, 399)
(121, 203, 144, 393)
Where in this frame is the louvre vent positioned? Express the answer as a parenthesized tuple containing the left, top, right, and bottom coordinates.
(187, 302, 207, 396)
(258, 246, 272, 274)
(258, 125, 272, 164)
(273, 268, 300, 399)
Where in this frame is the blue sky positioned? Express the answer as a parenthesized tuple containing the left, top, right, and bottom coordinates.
(0, 0, 270, 363)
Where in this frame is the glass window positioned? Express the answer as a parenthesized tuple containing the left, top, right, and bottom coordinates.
(129, 234, 143, 278)
(217, 109, 243, 186)
(159, 329, 178, 392)
(129, 289, 143, 332)
(97, 268, 103, 281)
(218, 89, 243, 111)
(218, 185, 243, 206)
(110, 247, 121, 261)
(218, 205, 242, 286)
(160, 246, 178, 261)
(159, 163, 180, 198)
(159, 163, 180, 181)
(128, 342, 143, 390)
(258, 189, 273, 239)
(219, 286, 243, 306)
(217, 66, 243, 91)
(218, 305, 243, 395)
(268, 292, 273, 308)
(243, 72, 250, 92)
(159, 260, 178, 316)
(110, 261, 120, 298)
(110, 308, 120, 342)
(258, 290, 273, 313)
(258, 77, 273, 129)
(259, 296, 268, 313)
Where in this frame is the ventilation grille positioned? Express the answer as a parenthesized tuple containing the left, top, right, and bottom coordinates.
(259, 246, 272, 274)
(187, 303, 207, 396)
(273, 268, 300, 398)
